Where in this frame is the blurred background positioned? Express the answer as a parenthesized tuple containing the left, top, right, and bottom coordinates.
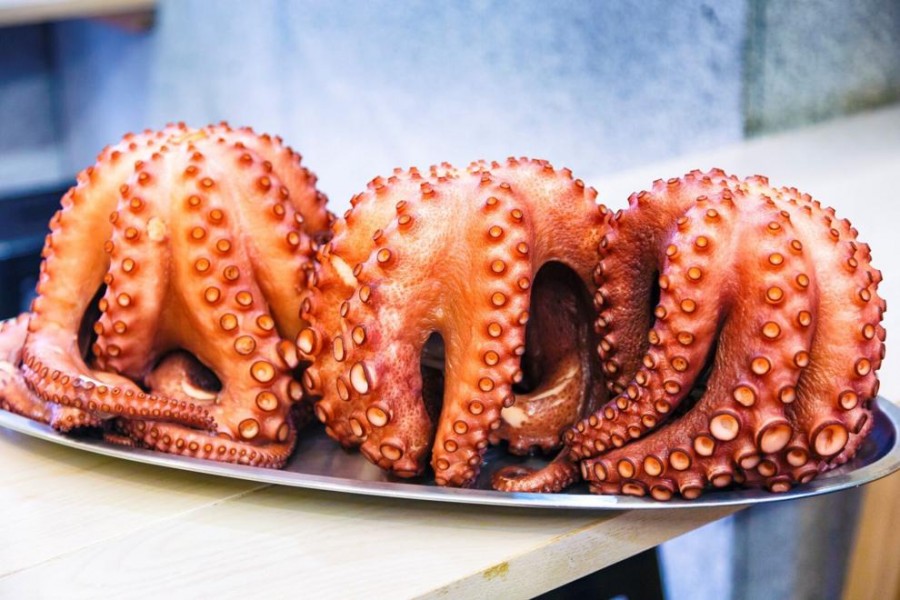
(1, 1, 898, 598)
(3, 0, 900, 313)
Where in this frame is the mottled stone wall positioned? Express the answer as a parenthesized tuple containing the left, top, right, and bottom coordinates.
(3, 1, 899, 201)
(173, 0, 745, 205)
(745, 0, 900, 134)
(49, 0, 748, 209)
(52, 19, 152, 180)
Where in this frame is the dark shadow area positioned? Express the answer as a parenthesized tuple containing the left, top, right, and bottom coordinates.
(420, 332, 445, 427)
(536, 548, 664, 600)
(0, 186, 66, 319)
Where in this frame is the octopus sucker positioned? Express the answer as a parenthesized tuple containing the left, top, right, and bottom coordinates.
(115, 418, 295, 468)
(4, 124, 330, 466)
(303, 158, 608, 486)
(493, 170, 884, 499)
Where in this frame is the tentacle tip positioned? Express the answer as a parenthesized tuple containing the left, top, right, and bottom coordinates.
(491, 458, 580, 494)
(491, 465, 541, 492)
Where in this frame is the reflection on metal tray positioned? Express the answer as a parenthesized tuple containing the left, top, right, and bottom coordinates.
(1, 398, 898, 510)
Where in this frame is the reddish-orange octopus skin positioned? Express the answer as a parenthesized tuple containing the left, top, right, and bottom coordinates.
(9, 123, 330, 467)
(299, 158, 609, 487)
(0, 314, 98, 430)
(493, 170, 885, 499)
(0, 133, 884, 501)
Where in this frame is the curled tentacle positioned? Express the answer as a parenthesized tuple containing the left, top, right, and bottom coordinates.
(567, 185, 743, 460)
(492, 455, 580, 494)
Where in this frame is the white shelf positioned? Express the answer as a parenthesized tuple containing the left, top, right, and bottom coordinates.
(0, 0, 154, 26)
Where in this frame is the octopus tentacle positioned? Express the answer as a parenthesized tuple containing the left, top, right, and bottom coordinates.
(298, 168, 446, 468)
(205, 128, 329, 339)
(492, 454, 581, 493)
(567, 190, 742, 461)
(297, 167, 447, 365)
(594, 171, 737, 393)
(429, 190, 536, 486)
(0, 315, 62, 426)
(204, 122, 331, 236)
(94, 155, 171, 378)
(743, 181, 885, 474)
(116, 417, 295, 468)
(480, 161, 610, 460)
(114, 353, 297, 467)
(303, 158, 607, 486)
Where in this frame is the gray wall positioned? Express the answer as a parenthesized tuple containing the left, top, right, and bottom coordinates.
(145, 0, 746, 206)
(3, 1, 898, 208)
(745, 0, 900, 134)
(4, 0, 749, 209)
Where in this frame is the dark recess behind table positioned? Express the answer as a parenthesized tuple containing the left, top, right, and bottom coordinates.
(0, 187, 66, 319)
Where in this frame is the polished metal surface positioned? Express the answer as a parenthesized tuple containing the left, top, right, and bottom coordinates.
(1, 398, 898, 510)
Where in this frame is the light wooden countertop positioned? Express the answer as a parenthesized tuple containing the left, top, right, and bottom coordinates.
(0, 429, 738, 598)
(1, 106, 897, 598)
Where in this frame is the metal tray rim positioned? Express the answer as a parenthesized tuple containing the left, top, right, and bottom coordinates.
(1, 398, 898, 511)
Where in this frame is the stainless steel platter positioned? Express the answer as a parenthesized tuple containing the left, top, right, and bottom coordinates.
(1, 398, 898, 510)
